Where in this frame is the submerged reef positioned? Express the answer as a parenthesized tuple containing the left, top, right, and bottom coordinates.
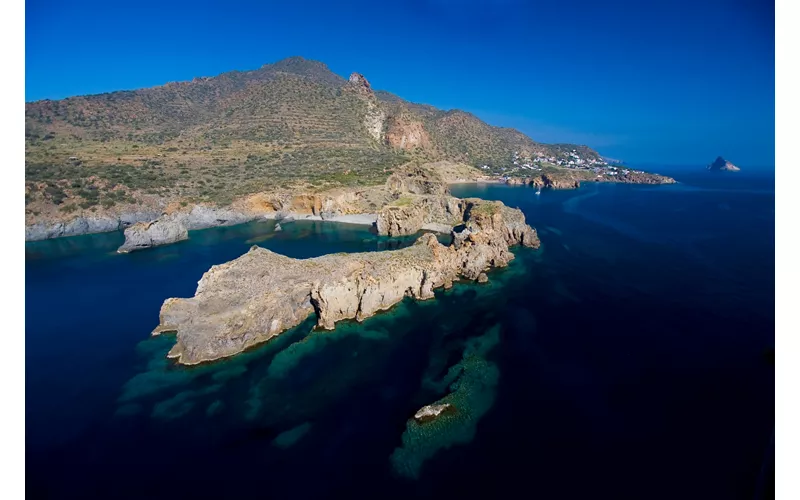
(391, 324, 501, 479)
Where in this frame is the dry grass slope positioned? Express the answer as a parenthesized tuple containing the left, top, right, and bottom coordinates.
(25, 56, 602, 220)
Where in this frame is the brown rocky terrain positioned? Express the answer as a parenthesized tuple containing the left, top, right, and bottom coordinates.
(114, 162, 478, 252)
(152, 195, 539, 365)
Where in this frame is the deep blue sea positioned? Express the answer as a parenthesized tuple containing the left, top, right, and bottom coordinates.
(26, 168, 775, 499)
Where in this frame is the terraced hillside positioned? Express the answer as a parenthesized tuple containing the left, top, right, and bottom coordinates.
(25, 56, 602, 221)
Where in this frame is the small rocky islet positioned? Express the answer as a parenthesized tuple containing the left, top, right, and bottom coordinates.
(707, 156, 741, 171)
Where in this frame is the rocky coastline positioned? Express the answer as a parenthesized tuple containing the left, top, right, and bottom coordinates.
(152, 195, 539, 365)
(25, 161, 675, 245)
(503, 170, 676, 190)
(25, 209, 162, 241)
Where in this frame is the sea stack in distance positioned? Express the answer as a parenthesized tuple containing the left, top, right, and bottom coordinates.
(707, 156, 741, 171)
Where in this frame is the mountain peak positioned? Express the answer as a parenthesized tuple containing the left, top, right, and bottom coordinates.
(259, 56, 344, 86)
(347, 72, 373, 94)
(269, 55, 323, 68)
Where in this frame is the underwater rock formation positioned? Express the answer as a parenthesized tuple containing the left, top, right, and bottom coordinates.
(391, 324, 502, 479)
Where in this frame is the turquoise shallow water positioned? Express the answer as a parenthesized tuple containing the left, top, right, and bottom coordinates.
(26, 169, 774, 499)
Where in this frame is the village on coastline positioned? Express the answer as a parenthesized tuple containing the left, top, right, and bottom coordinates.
(480, 149, 646, 182)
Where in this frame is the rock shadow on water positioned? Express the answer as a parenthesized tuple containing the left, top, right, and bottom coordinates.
(553, 279, 582, 304)
(244, 233, 277, 245)
(206, 400, 225, 417)
(117, 316, 315, 421)
(114, 403, 144, 418)
(267, 319, 390, 380)
(244, 302, 421, 423)
(390, 324, 502, 479)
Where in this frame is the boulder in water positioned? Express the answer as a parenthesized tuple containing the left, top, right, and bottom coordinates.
(414, 403, 455, 423)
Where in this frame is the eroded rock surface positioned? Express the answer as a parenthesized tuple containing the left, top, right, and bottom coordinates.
(347, 72, 385, 142)
(153, 201, 539, 365)
(117, 206, 256, 253)
(25, 210, 160, 241)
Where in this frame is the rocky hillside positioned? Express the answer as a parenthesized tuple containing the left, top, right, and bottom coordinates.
(25, 56, 601, 220)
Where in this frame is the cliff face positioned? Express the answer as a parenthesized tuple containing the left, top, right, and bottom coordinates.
(385, 164, 449, 196)
(346, 72, 386, 142)
(153, 200, 539, 365)
(376, 195, 465, 236)
(385, 112, 431, 150)
(377, 165, 467, 236)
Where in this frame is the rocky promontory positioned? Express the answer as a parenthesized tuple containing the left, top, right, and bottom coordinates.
(504, 169, 676, 190)
(153, 198, 539, 365)
(707, 156, 741, 171)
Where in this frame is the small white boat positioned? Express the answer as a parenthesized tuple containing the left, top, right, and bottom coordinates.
(535, 188, 542, 196)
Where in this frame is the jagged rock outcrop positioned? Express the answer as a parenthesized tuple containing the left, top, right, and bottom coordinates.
(347, 72, 386, 142)
(708, 156, 741, 171)
(347, 72, 373, 95)
(117, 206, 256, 253)
(153, 201, 539, 365)
(375, 179, 541, 246)
(377, 195, 464, 236)
(377, 165, 466, 236)
(118, 217, 190, 252)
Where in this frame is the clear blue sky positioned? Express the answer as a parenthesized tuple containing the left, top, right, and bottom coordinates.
(25, 0, 774, 167)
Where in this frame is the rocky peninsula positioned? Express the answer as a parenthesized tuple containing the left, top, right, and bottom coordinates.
(152, 192, 539, 365)
(502, 168, 676, 189)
